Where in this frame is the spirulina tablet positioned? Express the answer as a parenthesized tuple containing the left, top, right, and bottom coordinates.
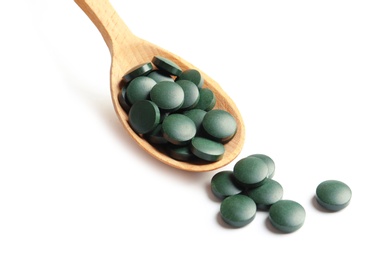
(118, 86, 131, 114)
(147, 70, 174, 83)
(220, 194, 257, 228)
(126, 76, 156, 105)
(190, 137, 225, 162)
(247, 179, 283, 210)
(128, 100, 160, 135)
(162, 114, 196, 145)
(166, 144, 194, 161)
(202, 109, 237, 143)
(182, 109, 207, 133)
(233, 157, 268, 189)
(211, 171, 242, 200)
(269, 200, 306, 233)
(150, 81, 185, 112)
(248, 154, 275, 179)
(316, 180, 352, 211)
(177, 69, 204, 88)
(152, 56, 182, 76)
(146, 124, 168, 144)
(194, 88, 216, 111)
(122, 62, 153, 83)
(176, 80, 200, 110)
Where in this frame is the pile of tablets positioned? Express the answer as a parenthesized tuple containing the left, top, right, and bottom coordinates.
(118, 56, 237, 163)
(211, 154, 352, 233)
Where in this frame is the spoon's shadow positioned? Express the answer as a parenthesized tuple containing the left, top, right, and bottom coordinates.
(73, 78, 209, 181)
(78, 84, 205, 177)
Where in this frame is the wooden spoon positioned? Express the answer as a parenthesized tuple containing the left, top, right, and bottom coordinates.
(74, 0, 245, 172)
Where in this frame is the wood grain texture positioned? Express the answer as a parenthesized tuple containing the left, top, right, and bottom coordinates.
(74, 0, 245, 172)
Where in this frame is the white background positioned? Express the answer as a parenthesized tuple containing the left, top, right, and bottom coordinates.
(1, 0, 391, 259)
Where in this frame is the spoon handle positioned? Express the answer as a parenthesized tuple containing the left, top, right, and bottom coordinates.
(74, 0, 137, 55)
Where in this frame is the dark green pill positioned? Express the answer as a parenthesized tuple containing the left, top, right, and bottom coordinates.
(202, 109, 237, 143)
(247, 179, 283, 210)
(176, 80, 200, 110)
(316, 180, 352, 211)
(147, 70, 174, 83)
(166, 144, 194, 161)
(211, 170, 242, 200)
(162, 114, 196, 145)
(128, 100, 160, 135)
(122, 62, 153, 83)
(220, 194, 257, 228)
(146, 124, 168, 144)
(269, 200, 306, 233)
(190, 137, 225, 162)
(159, 111, 170, 123)
(177, 69, 204, 88)
(248, 154, 275, 178)
(150, 81, 184, 112)
(233, 157, 268, 188)
(118, 86, 131, 114)
(152, 56, 182, 76)
(194, 88, 216, 111)
(126, 76, 156, 105)
(182, 109, 207, 133)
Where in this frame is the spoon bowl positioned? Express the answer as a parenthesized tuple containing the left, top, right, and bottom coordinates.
(75, 0, 245, 172)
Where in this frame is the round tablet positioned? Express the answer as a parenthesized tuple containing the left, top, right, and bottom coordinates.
(220, 194, 257, 228)
(176, 80, 200, 110)
(152, 56, 182, 76)
(190, 137, 225, 162)
(147, 70, 174, 83)
(150, 81, 184, 112)
(146, 124, 168, 144)
(126, 76, 156, 105)
(118, 86, 131, 114)
(202, 109, 237, 143)
(162, 114, 196, 145)
(177, 69, 204, 88)
(316, 180, 352, 211)
(194, 88, 216, 111)
(233, 157, 268, 188)
(248, 154, 276, 178)
(182, 109, 207, 133)
(247, 179, 283, 210)
(128, 100, 160, 135)
(211, 170, 242, 200)
(122, 62, 153, 83)
(269, 200, 306, 233)
(166, 144, 195, 161)
(159, 111, 170, 123)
